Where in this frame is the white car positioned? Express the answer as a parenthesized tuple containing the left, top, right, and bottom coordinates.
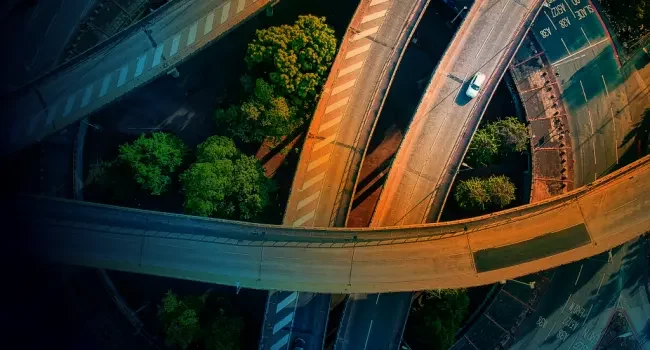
(465, 72, 485, 99)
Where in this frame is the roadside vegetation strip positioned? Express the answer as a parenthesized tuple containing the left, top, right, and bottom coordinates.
(472, 223, 591, 272)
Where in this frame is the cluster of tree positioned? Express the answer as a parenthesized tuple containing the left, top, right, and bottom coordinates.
(600, 0, 649, 49)
(215, 15, 337, 144)
(158, 290, 244, 350)
(90, 132, 272, 221)
(454, 175, 516, 212)
(466, 117, 529, 167)
(407, 289, 469, 350)
(181, 136, 273, 220)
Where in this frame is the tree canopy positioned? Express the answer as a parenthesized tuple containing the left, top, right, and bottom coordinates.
(408, 289, 469, 350)
(466, 117, 529, 166)
(118, 132, 187, 195)
(180, 136, 272, 220)
(215, 79, 300, 143)
(600, 0, 649, 47)
(246, 15, 337, 110)
(158, 290, 244, 350)
(454, 175, 516, 211)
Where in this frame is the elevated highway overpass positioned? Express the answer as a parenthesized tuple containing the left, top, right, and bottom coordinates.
(371, 0, 545, 227)
(1, 0, 273, 155)
(12, 154, 650, 293)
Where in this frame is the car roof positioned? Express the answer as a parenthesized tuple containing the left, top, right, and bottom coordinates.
(473, 72, 485, 85)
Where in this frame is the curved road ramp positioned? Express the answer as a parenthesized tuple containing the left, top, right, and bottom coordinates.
(0, 0, 273, 155)
(371, 0, 545, 227)
(9, 154, 650, 293)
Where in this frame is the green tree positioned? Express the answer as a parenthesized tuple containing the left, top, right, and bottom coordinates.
(245, 15, 337, 110)
(158, 290, 203, 350)
(181, 136, 272, 220)
(485, 175, 516, 209)
(454, 177, 490, 211)
(488, 117, 529, 154)
(204, 310, 244, 350)
(455, 175, 517, 211)
(409, 289, 469, 350)
(600, 0, 649, 47)
(466, 128, 500, 166)
(215, 79, 299, 143)
(118, 132, 187, 195)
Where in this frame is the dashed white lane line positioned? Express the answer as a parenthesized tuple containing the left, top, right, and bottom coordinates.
(270, 333, 290, 350)
(273, 312, 294, 334)
(332, 79, 357, 95)
(135, 53, 148, 77)
(325, 97, 350, 114)
(544, 11, 558, 30)
(237, 0, 246, 14)
(561, 38, 571, 55)
(319, 115, 343, 133)
(152, 44, 165, 68)
(297, 191, 321, 210)
(313, 134, 337, 152)
(293, 210, 315, 227)
(170, 34, 181, 56)
(476, 0, 511, 59)
(100, 74, 112, 97)
(301, 172, 326, 191)
(187, 21, 199, 46)
(551, 38, 608, 65)
(361, 9, 387, 24)
(63, 94, 76, 117)
(351, 26, 379, 41)
(81, 84, 93, 108)
(276, 292, 297, 312)
(370, 0, 389, 5)
(562, 294, 572, 312)
(601, 75, 609, 97)
(544, 322, 558, 341)
(580, 80, 588, 102)
(117, 65, 129, 87)
(611, 107, 618, 163)
(338, 61, 364, 77)
(204, 11, 215, 35)
(581, 27, 591, 45)
(221, 1, 231, 24)
(581, 305, 593, 326)
(596, 273, 606, 295)
(345, 43, 371, 59)
(307, 154, 331, 172)
(363, 319, 374, 350)
(574, 264, 583, 285)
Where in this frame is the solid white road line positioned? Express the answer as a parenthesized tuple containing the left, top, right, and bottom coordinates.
(221, 1, 232, 24)
(338, 61, 364, 77)
(170, 34, 181, 56)
(363, 320, 374, 350)
(292, 210, 315, 227)
(276, 292, 298, 312)
(307, 154, 331, 172)
(187, 21, 199, 46)
(563, 0, 576, 18)
(561, 38, 571, 55)
(297, 191, 321, 210)
(551, 38, 609, 65)
(273, 312, 294, 334)
(596, 273, 606, 295)
(574, 264, 583, 285)
(319, 116, 343, 133)
(204, 11, 215, 35)
(581, 27, 591, 45)
(325, 97, 350, 114)
(332, 79, 357, 95)
(345, 44, 371, 59)
(601, 75, 609, 97)
(270, 333, 290, 350)
(544, 11, 557, 30)
(301, 172, 326, 191)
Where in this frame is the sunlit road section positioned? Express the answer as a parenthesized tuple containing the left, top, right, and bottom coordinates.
(283, 0, 429, 228)
(0, 0, 273, 155)
(371, 0, 544, 227)
(13, 155, 650, 293)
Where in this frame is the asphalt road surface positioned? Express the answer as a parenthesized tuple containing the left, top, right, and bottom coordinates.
(509, 237, 650, 349)
(1, 0, 271, 154)
(10, 154, 650, 293)
(334, 293, 411, 350)
(371, 0, 542, 227)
